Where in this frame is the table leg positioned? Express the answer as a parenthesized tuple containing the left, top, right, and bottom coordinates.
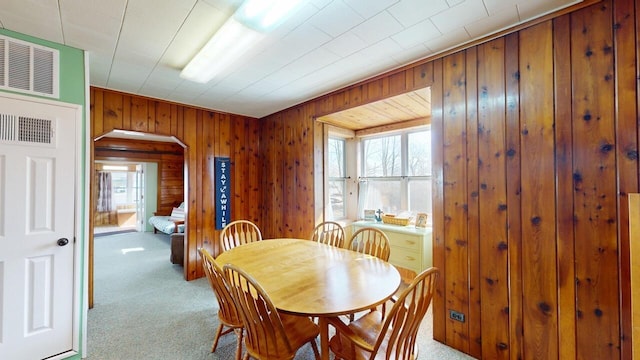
(318, 317, 329, 360)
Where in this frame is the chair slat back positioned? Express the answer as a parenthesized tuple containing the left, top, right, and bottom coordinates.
(220, 220, 262, 252)
(311, 221, 345, 248)
(348, 227, 391, 261)
(374, 267, 439, 360)
(223, 263, 295, 359)
(198, 248, 243, 327)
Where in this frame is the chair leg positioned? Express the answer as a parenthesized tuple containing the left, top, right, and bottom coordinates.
(234, 328, 243, 360)
(310, 338, 320, 360)
(211, 323, 224, 352)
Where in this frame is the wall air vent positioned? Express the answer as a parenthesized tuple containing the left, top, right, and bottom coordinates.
(0, 35, 59, 98)
(0, 113, 55, 147)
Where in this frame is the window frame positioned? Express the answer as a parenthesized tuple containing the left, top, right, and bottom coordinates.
(358, 126, 431, 216)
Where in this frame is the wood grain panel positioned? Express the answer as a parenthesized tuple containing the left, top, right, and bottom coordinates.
(441, 51, 470, 352)
(613, 0, 639, 357)
(464, 46, 482, 360)
(476, 38, 509, 360)
(519, 22, 558, 359)
(553, 13, 577, 360)
(570, 3, 620, 359)
(503, 32, 522, 360)
(130, 96, 149, 132)
(430, 58, 446, 344)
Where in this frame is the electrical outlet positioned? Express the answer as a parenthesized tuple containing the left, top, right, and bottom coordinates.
(449, 310, 465, 323)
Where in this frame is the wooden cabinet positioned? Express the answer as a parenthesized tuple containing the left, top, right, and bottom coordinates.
(350, 221, 432, 274)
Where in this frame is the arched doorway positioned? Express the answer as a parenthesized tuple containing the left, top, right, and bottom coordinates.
(89, 129, 187, 308)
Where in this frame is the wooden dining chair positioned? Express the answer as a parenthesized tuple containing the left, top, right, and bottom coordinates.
(198, 248, 244, 360)
(348, 227, 391, 261)
(327, 267, 439, 360)
(223, 263, 321, 360)
(310, 221, 345, 248)
(220, 220, 262, 252)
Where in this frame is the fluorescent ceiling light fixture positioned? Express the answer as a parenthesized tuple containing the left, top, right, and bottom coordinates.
(180, 0, 301, 83)
(180, 18, 264, 83)
(235, 0, 302, 32)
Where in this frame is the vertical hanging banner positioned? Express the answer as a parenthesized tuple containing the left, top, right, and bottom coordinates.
(215, 157, 231, 230)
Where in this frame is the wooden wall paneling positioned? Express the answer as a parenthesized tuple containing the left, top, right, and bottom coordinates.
(183, 107, 199, 280)
(613, 0, 639, 357)
(349, 84, 364, 107)
(430, 58, 446, 344)
(413, 62, 434, 89)
(298, 106, 315, 237)
(313, 116, 325, 226)
(247, 117, 261, 225)
(282, 108, 300, 236)
(122, 94, 132, 129)
(102, 91, 124, 133)
(441, 51, 470, 352)
(201, 111, 216, 258)
(570, 2, 620, 358)
(155, 101, 172, 135)
(261, 114, 285, 238)
(130, 96, 149, 132)
(148, 100, 157, 134)
(230, 114, 244, 221)
(553, 13, 578, 360)
(476, 38, 510, 360)
(92, 88, 103, 137)
(631, 194, 640, 359)
(389, 71, 407, 96)
(464, 46, 482, 360)
(176, 105, 184, 140)
(519, 22, 559, 359)
(503, 32, 523, 360)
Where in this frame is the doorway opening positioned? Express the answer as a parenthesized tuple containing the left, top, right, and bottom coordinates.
(94, 161, 154, 236)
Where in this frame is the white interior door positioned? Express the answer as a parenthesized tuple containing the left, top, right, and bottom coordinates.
(0, 95, 77, 359)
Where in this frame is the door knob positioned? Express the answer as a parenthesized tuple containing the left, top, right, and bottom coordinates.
(57, 238, 69, 246)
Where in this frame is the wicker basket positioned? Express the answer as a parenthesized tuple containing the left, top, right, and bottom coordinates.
(381, 214, 411, 226)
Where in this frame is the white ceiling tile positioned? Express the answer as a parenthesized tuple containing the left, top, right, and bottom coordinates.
(388, 0, 449, 27)
(279, 23, 332, 60)
(323, 32, 368, 58)
(308, 1, 364, 38)
(483, 0, 519, 15)
(344, 0, 400, 19)
(391, 43, 432, 64)
(391, 19, 441, 49)
(351, 11, 403, 45)
(423, 28, 471, 53)
(430, 0, 488, 34)
(309, 0, 334, 8)
(447, 0, 465, 6)
(0, 0, 63, 43)
(465, 6, 519, 38)
(161, 2, 230, 69)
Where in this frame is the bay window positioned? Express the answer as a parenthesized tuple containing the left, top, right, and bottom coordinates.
(359, 128, 431, 218)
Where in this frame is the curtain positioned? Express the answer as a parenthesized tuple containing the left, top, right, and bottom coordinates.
(97, 171, 112, 212)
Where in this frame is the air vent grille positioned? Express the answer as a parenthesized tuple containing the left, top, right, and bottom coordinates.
(0, 35, 59, 98)
(0, 114, 17, 141)
(0, 113, 54, 146)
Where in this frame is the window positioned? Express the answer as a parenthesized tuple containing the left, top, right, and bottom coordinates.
(359, 128, 431, 218)
(327, 137, 346, 219)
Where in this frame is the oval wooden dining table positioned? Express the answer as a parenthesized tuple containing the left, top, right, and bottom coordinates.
(216, 238, 401, 360)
